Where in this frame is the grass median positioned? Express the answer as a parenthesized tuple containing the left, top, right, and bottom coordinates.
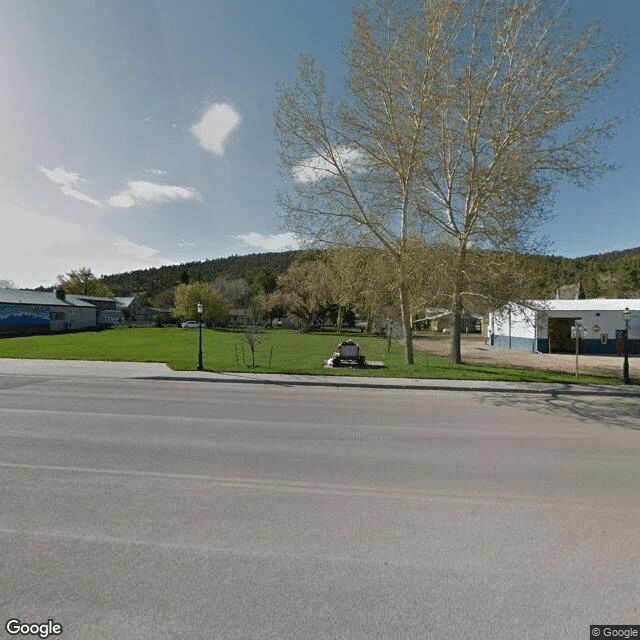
(0, 325, 619, 385)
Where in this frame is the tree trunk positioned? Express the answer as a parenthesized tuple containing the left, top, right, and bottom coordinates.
(336, 306, 344, 333)
(449, 284, 462, 364)
(449, 246, 466, 364)
(399, 282, 414, 365)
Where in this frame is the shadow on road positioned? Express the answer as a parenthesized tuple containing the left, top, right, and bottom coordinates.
(476, 391, 640, 430)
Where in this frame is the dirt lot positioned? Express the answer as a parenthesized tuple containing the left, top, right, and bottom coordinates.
(412, 333, 640, 381)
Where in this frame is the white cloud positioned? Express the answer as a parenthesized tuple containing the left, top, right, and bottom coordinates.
(178, 239, 195, 248)
(115, 238, 161, 261)
(235, 232, 298, 252)
(292, 146, 364, 183)
(0, 200, 175, 288)
(109, 180, 201, 208)
(190, 103, 241, 155)
(38, 166, 102, 206)
(145, 169, 167, 176)
(108, 192, 137, 208)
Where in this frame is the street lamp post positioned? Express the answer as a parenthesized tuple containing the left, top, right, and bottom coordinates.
(197, 301, 204, 371)
(623, 307, 630, 385)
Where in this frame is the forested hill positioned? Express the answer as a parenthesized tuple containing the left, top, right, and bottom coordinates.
(101, 246, 640, 303)
(523, 246, 640, 298)
(102, 250, 313, 299)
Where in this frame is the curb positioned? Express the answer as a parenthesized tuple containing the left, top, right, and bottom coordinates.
(141, 374, 640, 397)
(1, 358, 637, 397)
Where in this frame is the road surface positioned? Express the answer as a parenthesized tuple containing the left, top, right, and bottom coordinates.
(0, 374, 638, 639)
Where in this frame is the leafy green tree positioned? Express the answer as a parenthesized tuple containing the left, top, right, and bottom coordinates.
(171, 282, 230, 326)
(56, 267, 113, 297)
(326, 248, 362, 333)
(270, 261, 331, 332)
(213, 276, 251, 310)
(150, 288, 174, 310)
(611, 260, 640, 298)
(327, 246, 398, 333)
(252, 266, 278, 297)
(276, 0, 623, 363)
(251, 266, 282, 326)
(581, 272, 605, 298)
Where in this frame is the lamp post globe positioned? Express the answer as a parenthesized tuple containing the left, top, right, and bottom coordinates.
(197, 301, 204, 371)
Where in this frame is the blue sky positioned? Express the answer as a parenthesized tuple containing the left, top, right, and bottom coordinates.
(0, 0, 638, 288)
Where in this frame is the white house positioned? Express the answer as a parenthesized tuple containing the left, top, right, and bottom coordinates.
(488, 299, 640, 354)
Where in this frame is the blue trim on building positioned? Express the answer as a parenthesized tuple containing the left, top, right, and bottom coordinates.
(625, 339, 640, 355)
(492, 335, 537, 352)
(579, 339, 614, 355)
(489, 335, 640, 355)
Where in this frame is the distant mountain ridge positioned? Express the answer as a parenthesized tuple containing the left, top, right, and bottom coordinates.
(101, 250, 311, 300)
(100, 246, 640, 302)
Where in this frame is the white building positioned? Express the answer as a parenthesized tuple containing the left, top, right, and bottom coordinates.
(489, 299, 640, 354)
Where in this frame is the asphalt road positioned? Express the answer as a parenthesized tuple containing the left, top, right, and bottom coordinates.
(0, 375, 638, 639)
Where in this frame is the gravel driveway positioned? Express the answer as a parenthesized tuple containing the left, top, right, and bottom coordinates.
(413, 333, 639, 380)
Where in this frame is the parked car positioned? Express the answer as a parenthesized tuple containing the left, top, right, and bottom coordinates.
(181, 320, 205, 328)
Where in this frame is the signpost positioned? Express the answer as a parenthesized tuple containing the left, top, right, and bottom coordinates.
(571, 319, 587, 381)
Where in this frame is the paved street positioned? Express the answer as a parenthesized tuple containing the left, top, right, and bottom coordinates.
(0, 372, 639, 639)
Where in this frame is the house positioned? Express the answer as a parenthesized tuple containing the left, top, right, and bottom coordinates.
(143, 307, 173, 325)
(0, 288, 97, 335)
(228, 307, 253, 327)
(413, 309, 482, 333)
(115, 297, 145, 323)
(72, 295, 124, 327)
(488, 299, 640, 354)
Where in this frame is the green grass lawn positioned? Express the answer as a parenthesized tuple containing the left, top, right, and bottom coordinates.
(0, 326, 618, 384)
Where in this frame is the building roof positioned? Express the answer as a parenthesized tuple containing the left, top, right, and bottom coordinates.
(64, 295, 104, 308)
(533, 298, 640, 312)
(72, 295, 117, 303)
(416, 309, 483, 322)
(0, 288, 94, 308)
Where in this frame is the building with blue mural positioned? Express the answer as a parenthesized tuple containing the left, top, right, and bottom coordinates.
(0, 289, 97, 336)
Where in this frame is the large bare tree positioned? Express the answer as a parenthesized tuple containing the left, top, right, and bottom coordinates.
(276, 0, 623, 364)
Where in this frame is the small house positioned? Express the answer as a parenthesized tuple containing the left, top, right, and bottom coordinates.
(73, 295, 123, 327)
(414, 308, 482, 333)
(115, 297, 145, 323)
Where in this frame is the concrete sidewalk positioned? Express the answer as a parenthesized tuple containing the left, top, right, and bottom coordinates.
(0, 357, 639, 397)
